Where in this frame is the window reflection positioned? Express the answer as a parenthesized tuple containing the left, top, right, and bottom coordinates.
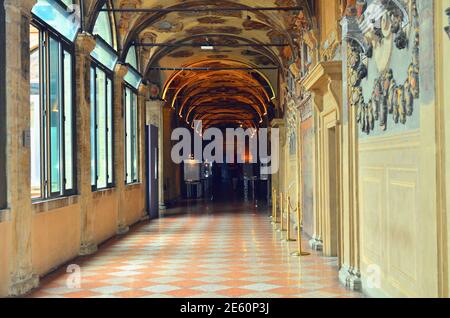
(30, 26, 41, 199)
(29, 23, 75, 200)
(125, 87, 139, 184)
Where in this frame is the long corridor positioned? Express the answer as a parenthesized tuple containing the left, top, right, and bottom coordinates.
(27, 202, 362, 298)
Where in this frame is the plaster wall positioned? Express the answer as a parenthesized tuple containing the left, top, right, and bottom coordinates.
(92, 191, 119, 245)
(0, 221, 11, 297)
(358, 0, 439, 297)
(32, 204, 81, 277)
(301, 117, 315, 238)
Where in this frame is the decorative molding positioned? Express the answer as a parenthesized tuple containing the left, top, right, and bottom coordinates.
(359, 129, 420, 151)
(298, 94, 313, 121)
(303, 61, 343, 93)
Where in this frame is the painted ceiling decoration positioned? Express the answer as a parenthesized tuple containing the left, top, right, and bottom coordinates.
(83, 0, 315, 129)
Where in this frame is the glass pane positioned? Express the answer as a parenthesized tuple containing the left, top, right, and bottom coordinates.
(30, 26, 41, 199)
(49, 37, 61, 194)
(32, 0, 80, 42)
(96, 69, 107, 189)
(107, 77, 113, 184)
(63, 50, 73, 191)
(90, 67, 96, 186)
(93, 5, 113, 48)
(125, 88, 132, 184)
(125, 46, 138, 70)
(132, 93, 138, 182)
(91, 38, 118, 71)
(124, 66, 142, 89)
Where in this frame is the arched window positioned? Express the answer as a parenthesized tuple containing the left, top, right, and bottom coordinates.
(93, 6, 114, 49)
(124, 45, 142, 89)
(90, 3, 117, 190)
(123, 45, 142, 184)
(30, 0, 76, 199)
(91, 4, 117, 71)
(126, 45, 138, 69)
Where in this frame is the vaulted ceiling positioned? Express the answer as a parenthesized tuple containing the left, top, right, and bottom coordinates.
(84, 0, 313, 129)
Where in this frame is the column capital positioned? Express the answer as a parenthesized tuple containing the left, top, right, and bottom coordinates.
(114, 63, 128, 80)
(5, 0, 37, 13)
(75, 32, 96, 56)
(138, 82, 149, 98)
(271, 118, 285, 128)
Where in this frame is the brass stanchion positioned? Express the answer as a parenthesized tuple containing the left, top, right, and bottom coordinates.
(291, 202, 311, 257)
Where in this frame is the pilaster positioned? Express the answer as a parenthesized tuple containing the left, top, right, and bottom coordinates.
(4, 0, 39, 296)
(270, 119, 286, 197)
(75, 33, 97, 256)
(339, 18, 363, 291)
(113, 63, 129, 235)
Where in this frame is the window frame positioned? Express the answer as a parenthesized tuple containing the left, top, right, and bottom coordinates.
(123, 83, 140, 185)
(90, 61, 115, 191)
(30, 19, 77, 201)
(31, 0, 80, 43)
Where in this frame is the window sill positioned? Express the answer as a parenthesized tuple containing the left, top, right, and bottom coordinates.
(92, 187, 116, 199)
(32, 195, 80, 214)
(0, 209, 11, 223)
(125, 183, 142, 191)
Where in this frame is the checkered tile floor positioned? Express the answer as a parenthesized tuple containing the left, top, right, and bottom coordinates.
(27, 202, 363, 298)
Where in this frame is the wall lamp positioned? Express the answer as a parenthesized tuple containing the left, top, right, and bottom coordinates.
(445, 7, 450, 40)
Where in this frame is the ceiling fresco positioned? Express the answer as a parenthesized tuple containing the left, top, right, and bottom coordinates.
(84, 0, 313, 129)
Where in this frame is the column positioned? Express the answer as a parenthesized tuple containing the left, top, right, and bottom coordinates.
(75, 33, 97, 256)
(113, 63, 129, 234)
(5, 0, 39, 296)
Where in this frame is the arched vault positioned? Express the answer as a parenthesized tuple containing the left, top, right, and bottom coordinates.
(86, 0, 314, 128)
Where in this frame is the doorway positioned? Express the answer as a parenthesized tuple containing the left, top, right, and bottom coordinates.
(146, 124, 159, 219)
(326, 125, 339, 257)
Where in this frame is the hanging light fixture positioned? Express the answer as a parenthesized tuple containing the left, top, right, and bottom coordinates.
(201, 36, 214, 50)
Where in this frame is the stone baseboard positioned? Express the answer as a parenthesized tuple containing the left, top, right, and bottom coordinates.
(9, 274, 39, 296)
(79, 242, 98, 256)
(339, 266, 362, 292)
(117, 225, 130, 235)
(309, 237, 323, 251)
